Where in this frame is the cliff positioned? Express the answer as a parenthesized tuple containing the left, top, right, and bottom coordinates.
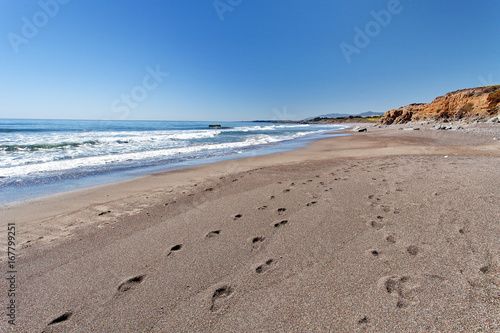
(379, 85, 500, 125)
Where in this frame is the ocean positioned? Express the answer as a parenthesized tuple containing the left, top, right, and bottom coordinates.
(0, 119, 346, 204)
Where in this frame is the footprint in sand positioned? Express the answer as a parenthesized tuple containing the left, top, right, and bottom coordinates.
(379, 275, 420, 308)
(250, 236, 265, 250)
(380, 205, 391, 212)
(166, 244, 183, 256)
(47, 311, 73, 326)
(277, 208, 286, 215)
(386, 235, 396, 243)
(206, 230, 221, 238)
(98, 210, 111, 216)
(210, 285, 234, 312)
(369, 220, 384, 230)
(258, 205, 268, 210)
(407, 245, 419, 256)
(306, 201, 317, 207)
(273, 220, 288, 228)
(234, 214, 243, 220)
(480, 265, 490, 274)
(117, 275, 146, 293)
(255, 259, 274, 274)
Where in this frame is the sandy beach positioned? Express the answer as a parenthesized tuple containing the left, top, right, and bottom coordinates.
(1, 124, 499, 332)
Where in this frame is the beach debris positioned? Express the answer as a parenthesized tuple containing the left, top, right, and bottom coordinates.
(352, 126, 367, 132)
(434, 125, 464, 130)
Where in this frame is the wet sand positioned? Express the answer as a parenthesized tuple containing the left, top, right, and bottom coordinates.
(1, 124, 499, 332)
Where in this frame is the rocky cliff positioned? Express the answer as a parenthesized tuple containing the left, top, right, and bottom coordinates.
(379, 85, 500, 125)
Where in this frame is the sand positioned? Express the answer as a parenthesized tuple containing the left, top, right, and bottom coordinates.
(1, 124, 499, 332)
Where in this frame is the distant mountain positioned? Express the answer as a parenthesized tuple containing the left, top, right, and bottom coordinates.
(305, 111, 383, 120)
(357, 111, 384, 117)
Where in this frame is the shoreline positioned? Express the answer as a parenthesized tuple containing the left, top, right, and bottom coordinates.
(2, 123, 499, 331)
(2, 123, 499, 252)
(0, 124, 347, 205)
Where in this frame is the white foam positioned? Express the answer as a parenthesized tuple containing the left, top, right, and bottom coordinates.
(0, 124, 343, 179)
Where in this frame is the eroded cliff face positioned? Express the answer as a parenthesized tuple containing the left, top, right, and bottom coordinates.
(379, 86, 500, 125)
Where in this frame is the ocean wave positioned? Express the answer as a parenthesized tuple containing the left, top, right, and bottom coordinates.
(0, 122, 345, 179)
(224, 124, 310, 132)
(0, 141, 99, 152)
(0, 134, 292, 178)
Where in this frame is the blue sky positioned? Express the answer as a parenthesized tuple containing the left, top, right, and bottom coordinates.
(0, 0, 498, 121)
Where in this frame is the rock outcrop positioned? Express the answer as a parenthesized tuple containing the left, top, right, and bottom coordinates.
(379, 86, 500, 125)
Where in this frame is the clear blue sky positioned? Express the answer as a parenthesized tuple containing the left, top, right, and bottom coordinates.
(0, 0, 498, 121)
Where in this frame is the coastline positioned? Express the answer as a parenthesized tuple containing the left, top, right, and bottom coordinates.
(0, 121, 346, 205)
(2, 123, 499, 331)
